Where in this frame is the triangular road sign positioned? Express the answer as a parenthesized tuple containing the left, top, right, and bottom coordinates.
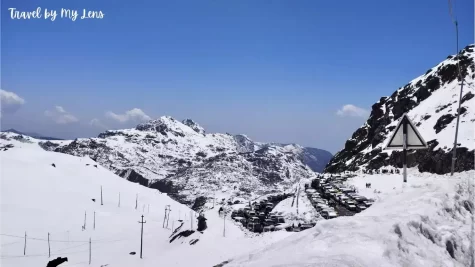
(383, 113, 428, 150)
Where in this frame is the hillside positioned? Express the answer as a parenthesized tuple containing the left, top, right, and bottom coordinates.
(20, 117, 329, 209)
(0, 135, 293, 267)
(325, 44, 475, 174)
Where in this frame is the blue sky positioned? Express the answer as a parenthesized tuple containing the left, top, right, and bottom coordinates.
(1, 0, 473, 153)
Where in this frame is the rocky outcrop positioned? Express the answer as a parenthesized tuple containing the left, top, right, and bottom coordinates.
(325, 44, 475, 174)
(182, 119, 205, 134)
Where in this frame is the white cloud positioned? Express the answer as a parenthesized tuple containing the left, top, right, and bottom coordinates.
(90, 118, 108, 129)
(44, 106, 79, 124)
(336, 104, 369, 118)
(0, 89, 25, 116)
(105, 108, 151, 123)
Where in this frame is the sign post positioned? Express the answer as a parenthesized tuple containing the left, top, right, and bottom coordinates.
(383, 113, 428, 183)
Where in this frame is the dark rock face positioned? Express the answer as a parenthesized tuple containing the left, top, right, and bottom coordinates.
(461, 91, 474, 104)
(117, 169, 149, 187)
(191, 196, 207, 211)
(182, 119, 205, 134)
(324, 44, 475, 174)
(434, 114, 456, 134)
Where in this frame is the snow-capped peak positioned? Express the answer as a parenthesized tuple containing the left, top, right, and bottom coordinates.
(136, 115, 199, 136)
(182, 119, 206, 134)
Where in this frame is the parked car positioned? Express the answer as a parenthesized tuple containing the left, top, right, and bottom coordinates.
(347, 204, 357, 211)
(234, 217, 247, 225)
(263, 225, 274, 232)
(274, 223, 289, 231)
(316, 204, 328, 212)
(249, 216, 260, 223)
(345, 200, 356, 207)
(363, 200, 374, 207)
(247, 223, 263, 232)
(338, 195, 349, 203)
(300, 224, 314, 230)
(356, 204, 367, 212)
(323, 211, 338, 219)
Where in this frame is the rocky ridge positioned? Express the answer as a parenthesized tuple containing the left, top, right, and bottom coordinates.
(325, 44, 475, 174)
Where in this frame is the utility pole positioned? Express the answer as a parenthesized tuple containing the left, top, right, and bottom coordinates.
(84, 211, 87, 230)
(23, 231, 26, 255)
(138, 215, 146, 259)
(135, 194, 138, 210)
(223, 210, 226, 237)
(163, 205, 170, 228)
(100, 186, 103, 205)
(448, 1, 464, 176)
(166, 207, 171, 228)
(190, 211, 193, 230)
(48, 232, 51, 258)
(89, 238, 91, 265)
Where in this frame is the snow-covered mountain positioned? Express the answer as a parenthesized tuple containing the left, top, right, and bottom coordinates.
(325, 44, 475, 174)
(32, 117, 330, 209)
(1, 128, 63, 141)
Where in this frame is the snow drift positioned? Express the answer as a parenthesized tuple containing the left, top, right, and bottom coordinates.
(223, 169, 475, 267)
(0, 135, 293, 267)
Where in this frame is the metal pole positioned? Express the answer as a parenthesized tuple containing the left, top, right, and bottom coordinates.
(166, 208, 171, 228)
(471, 149, 475, 267)
(84, 211, 87, 230)
(23, 231, 26, 255)
(48, 232, 51, 258)
(163, 207, 167, 228)
(140, 217, 143, 259)
(450, 20, 465, 176)
(223, 211, 226, 237)
(89, 238, 91, 265)
(138, 215, 146, 259)
(403, 117, 408, 183)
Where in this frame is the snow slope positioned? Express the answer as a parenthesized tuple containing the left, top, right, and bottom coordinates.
(223, 170, 475, 267)
(0, 136, 294, 267)
(271, 185, 321, 225)
(326, 44, 475, 174)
